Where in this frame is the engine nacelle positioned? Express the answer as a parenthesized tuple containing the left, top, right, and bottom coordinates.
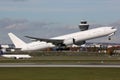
(75, 41, 86, 45)
(63, 38, 75, 45)
(63, 38, 86, 45)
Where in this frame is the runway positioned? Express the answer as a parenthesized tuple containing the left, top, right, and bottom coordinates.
(0, 64, 120, 67)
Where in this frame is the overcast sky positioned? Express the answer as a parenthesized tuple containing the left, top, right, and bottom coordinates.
(0, 0, 119, 44)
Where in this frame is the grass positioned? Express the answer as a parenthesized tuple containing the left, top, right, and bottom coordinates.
(0, 56, 120, 64)
(0, 59, 120, 65)
(0, 67, 120, 80)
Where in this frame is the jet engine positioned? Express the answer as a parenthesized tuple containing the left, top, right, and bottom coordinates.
(63, 38, 85, 45)
(75, 41, 86, 45)
(63, 38, 75, 45)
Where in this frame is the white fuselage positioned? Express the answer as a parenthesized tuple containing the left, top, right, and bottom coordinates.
(21, 27, 116, 51)
(52, 27, 116, 42)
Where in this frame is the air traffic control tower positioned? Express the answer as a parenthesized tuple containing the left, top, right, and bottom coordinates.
(79, 20, 89, 31)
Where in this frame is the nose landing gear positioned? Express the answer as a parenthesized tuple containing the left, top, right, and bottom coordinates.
(108, 37, 111, 40)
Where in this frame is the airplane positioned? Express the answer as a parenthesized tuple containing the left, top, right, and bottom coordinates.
(0, 50, 31, 59)
(1, 54, 31, 59)
(8, 26, 117, 51)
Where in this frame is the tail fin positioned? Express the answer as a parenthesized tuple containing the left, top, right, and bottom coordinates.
(8, 33, 26, 48)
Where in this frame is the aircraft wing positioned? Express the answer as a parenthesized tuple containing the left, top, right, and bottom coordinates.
(25, 36, 64, 45)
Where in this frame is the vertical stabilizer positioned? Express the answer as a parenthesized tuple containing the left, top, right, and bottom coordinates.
(8, 33, 26, 48)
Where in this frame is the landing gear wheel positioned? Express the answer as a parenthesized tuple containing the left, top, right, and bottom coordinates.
(108, 37, 111, 40)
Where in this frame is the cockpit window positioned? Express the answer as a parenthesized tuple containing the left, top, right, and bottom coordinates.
(111, 27, 115, 29)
